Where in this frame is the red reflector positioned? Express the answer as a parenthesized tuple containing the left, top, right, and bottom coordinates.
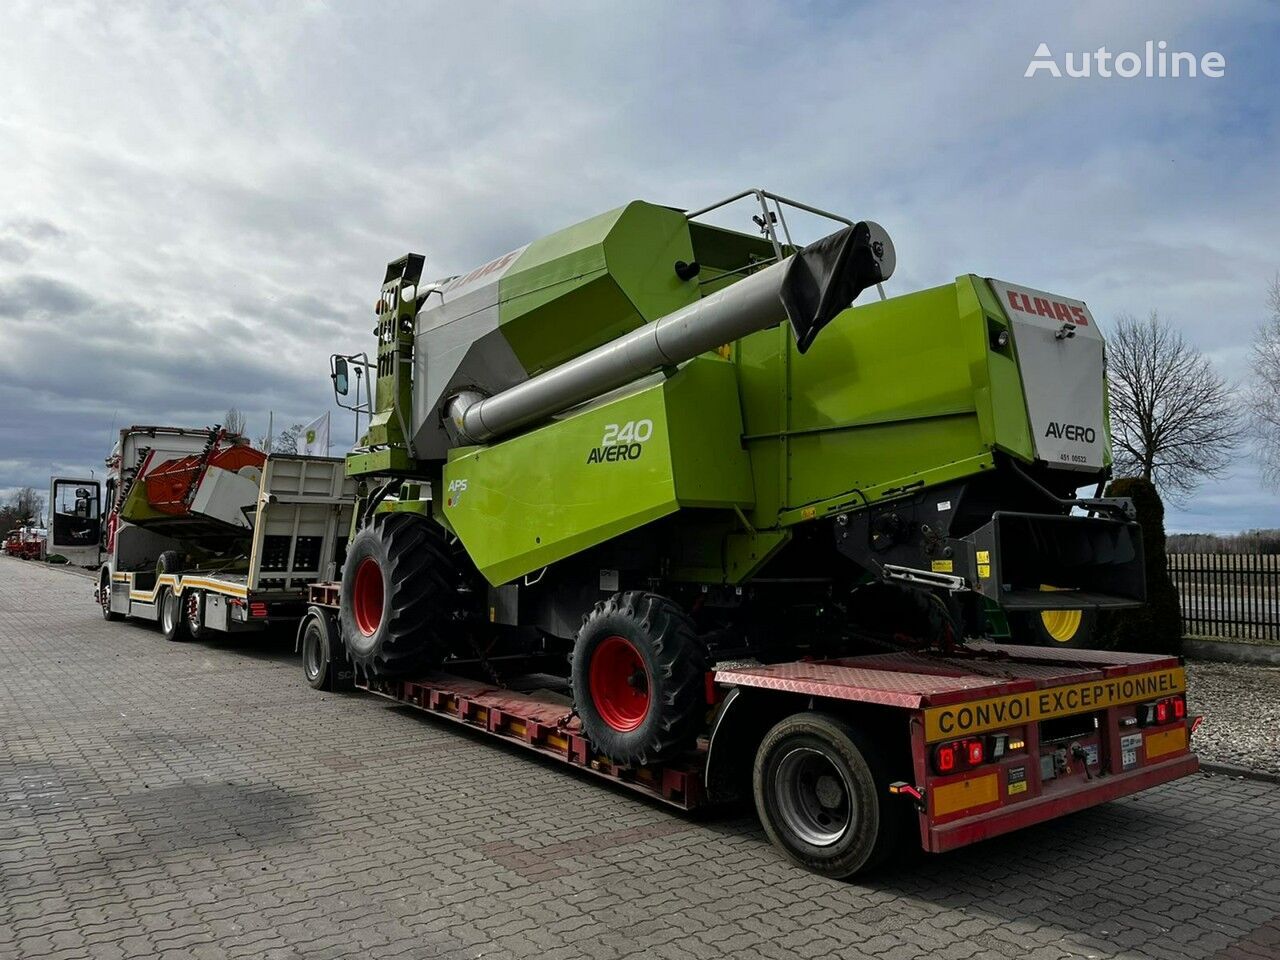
(1156, 700, 1170, 724)
(1172, 697, 1186, 720)
(966, 740, 985, 765)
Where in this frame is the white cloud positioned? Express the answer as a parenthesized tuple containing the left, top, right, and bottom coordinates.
(0, 0, 1277, 529)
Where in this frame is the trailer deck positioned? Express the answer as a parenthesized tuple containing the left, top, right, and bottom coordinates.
(345, 639, 1199, 858)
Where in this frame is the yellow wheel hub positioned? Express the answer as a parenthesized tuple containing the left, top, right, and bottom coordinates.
(1039, 607, 1082, 642)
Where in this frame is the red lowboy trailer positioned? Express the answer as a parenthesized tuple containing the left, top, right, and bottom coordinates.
(299, 583, 1199, 878)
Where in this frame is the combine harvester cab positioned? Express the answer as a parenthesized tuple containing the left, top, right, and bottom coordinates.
(304, 188, 1197, 878)
(97, 425, 354, 641)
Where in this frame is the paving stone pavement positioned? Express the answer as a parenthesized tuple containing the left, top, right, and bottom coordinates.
(1, 557, 1277, 960)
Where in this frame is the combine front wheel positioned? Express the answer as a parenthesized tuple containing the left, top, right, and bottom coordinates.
(339, 514, 464, 679)
(571, 592, 707, 766)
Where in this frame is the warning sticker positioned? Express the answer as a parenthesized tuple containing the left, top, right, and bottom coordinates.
(922, 668, 1186, 742)
(1007, 766, 1027, 795)
(931, 559, 954, 573)
(1120, 733, 1142, 769)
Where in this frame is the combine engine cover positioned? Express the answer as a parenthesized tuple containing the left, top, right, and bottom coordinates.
(989, 280, 1106, 472)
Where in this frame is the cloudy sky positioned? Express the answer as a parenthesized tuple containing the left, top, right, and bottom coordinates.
(1, 1, 1277, 532)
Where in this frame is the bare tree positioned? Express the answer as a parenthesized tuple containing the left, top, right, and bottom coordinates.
(223, 406, 247, 438)
(1249, 273, 1280, 487)
(1106, 311, 1243, 501)
(272, 423, 303, 454)
(9, 486, 44, 524)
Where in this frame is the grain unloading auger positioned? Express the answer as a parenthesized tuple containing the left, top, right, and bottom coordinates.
(331, 189, 1145, 766)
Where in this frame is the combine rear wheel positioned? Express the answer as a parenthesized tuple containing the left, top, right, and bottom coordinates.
(753, 712, 902, 879)
(571, 592, 707, 766)
(339, 514, 469, 679)
(1010, 607, 1098, 648)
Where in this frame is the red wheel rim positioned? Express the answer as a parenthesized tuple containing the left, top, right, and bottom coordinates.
(352, 557, 384, 637)
(588, 635, 651, 732)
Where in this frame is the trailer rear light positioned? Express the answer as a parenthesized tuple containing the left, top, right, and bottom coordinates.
(1139, 695, 1186, 727)
(966, 739, 985, 765)
(933, 736, 990, 775)
(935, 743, 957, 773)
(250, 602, 268, 618)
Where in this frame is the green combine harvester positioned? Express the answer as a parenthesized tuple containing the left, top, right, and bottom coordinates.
(330, 188, 1144, 766)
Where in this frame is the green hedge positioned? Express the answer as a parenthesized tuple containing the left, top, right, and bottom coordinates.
(1098, 477, 1183, 653)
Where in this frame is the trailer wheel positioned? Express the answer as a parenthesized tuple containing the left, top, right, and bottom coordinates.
(99, 569, 122, 622)
(185, 591, 205, 640)
(753, 712, 900, 879)
(156, 550, 182, 576)
(571, 591, 707, 766)
(158, 587, 191, 642)
(339, 514, 465, 679)
(300, 609, 350, 691)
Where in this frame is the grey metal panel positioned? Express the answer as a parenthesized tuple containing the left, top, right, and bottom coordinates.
(412, 245, 530, 460)
(989, 280, 1106, 472)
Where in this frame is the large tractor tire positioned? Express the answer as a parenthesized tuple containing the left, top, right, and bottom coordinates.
(339, 513, 465, 679)
(1010, 607, 1098, 648)
(752, 712, 904, 879)
(570, 591, 707, 767)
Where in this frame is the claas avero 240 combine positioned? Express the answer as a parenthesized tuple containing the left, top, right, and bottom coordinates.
(299, 189, 1195, 877)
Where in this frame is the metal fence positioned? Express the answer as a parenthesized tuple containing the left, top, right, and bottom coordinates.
(1167, 553, 1280, 641)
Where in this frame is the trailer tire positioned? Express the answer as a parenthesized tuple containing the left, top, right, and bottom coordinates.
(339, 513, 462, 679)
(158, 587, 191, 642)
(300, 608, 351, 691)
(156, 550, 182, 576)
(571, 591, 707, 767)
(753, 712, 901, 879)
(185, 591, 205, 640)
(99, 568, 122, 622)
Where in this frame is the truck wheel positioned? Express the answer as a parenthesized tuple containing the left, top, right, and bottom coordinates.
(1010, 607, 1098, 648)
(156, 550, 182, 576)
(185, 591, 205, 640)
(571, 591, 707, 766)
(753, 712, 900, 879)
(339, 514, 461, 679)
(158, 587, 191, 642)
(99, 569, 122, 622)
